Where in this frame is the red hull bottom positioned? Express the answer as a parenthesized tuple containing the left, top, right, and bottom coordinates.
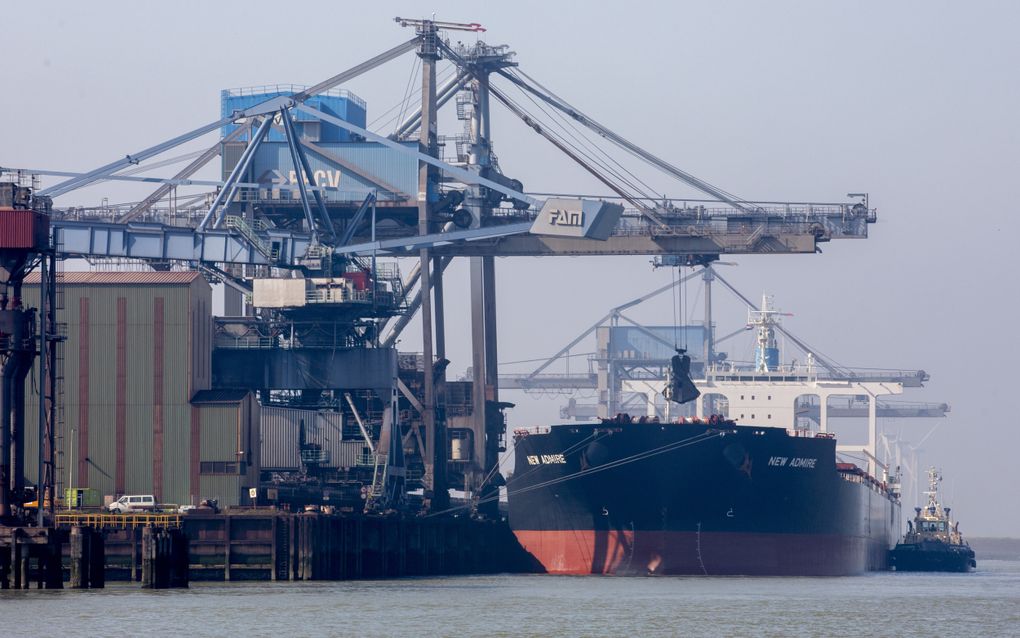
(513, 529, 890, 576)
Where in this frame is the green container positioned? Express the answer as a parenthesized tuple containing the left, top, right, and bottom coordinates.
(64, 487, 100, 508)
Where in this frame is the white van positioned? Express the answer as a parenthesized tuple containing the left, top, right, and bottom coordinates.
(107, 495, 157, 514)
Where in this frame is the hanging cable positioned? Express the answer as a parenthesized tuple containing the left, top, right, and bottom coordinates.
(503, 67, 755, 212)
(497, 85, 649, 200)
(393, 55, 422, 135)
(671, 268, 679, 350)
(712, 270, 853, 377)
(506, 68, 664, 199)
(369, 63, 457, 134)
(426, 429, 726, 518)
(369, 87, 420, 131)
(478, 429, 605, 496)
(509, 430, 724, 496)
(490, 84, 667, 227)
(682, 267, 689, 351)
(500, 352, 596, 366)
(505, 72, 661, 202)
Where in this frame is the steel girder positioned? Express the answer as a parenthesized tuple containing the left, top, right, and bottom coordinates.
(52, 218, 311, 266)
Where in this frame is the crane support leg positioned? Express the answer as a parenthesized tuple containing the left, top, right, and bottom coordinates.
(282, 109, 337, 244)
(198, 116, 272, 231)
(416, 24, 448, 512)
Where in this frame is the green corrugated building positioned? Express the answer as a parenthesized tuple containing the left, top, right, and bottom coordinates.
(23, 271, 259, 507)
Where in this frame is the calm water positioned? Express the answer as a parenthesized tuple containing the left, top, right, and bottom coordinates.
(2, 561, 1019, 637)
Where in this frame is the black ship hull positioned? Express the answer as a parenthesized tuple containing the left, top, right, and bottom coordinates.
(889, 541, 976, 572)
(507, 422, 900, 576)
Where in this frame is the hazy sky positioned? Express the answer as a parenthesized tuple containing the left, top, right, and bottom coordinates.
(4, 1, 1019, 535)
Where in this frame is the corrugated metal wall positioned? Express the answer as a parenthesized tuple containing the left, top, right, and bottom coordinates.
(22, 275, 222, 506)
(260, 406, 350, 471)
(196, 403, 245, 506)
(198, 475, 243, 507)
(198, 405, 239, 462)
(244, 394, 261, 492)
(190, 279, 213, 393)
(333, 441, 374, 468)
(0, 209, 48, 249)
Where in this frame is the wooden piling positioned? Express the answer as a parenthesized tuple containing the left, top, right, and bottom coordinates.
(141, 526, 153, 587)
(302, 515, 313, 580)
(354, 517, 363, 578)
(12, 531, 24, 589)
(271, 514, 279, 579)
(397, 520, 407, 576)
(0, 541, 8, 589)
(288, 515, 297, 581)
(169, 529, 189, 588)
(141, 526, 187, 589)
(89, 529, 105, 588)
(69, 527, 84, 588)
(44, 531, 62, 589)
(223, 516, 231, 582)
(130, 527, 139, 582)
(69, 526, 103, 588)
(296, 516, 305, 580)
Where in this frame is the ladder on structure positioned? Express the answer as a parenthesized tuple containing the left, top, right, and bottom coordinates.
(48, 261, 67, 506)
(342, 391, 388, 512)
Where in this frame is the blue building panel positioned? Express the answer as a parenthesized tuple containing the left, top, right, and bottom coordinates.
(609, 326, 707, 361)
(250, 142, 417, 203)
(220, 86, 367, 143)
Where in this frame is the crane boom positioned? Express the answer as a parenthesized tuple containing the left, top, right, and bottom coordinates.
(394, 16, 486, 32)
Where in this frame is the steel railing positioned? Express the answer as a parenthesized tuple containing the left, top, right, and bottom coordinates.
(54, 512, 183, 528)
(221, 84, 367, 109)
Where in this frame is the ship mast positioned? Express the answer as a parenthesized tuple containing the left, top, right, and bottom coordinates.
(924, 466, 942, 511)
(748, 294, 789, 373)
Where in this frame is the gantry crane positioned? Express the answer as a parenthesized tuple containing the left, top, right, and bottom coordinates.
(0, 18, 878, 516)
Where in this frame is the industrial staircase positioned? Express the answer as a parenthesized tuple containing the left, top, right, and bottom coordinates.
(225, 216, 274, 259)
(364, 452, 389, 512)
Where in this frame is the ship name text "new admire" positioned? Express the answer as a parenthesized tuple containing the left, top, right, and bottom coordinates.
(768, 456, 817, 468)
(526, 454, 567, 465)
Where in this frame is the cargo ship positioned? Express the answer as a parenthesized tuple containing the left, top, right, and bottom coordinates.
(505, 295, 914, 576)
(889, 467, 975, 572)
(507, 416, 901, 576)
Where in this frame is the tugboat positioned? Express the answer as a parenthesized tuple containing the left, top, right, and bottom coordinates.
(889, 467, 976, 572)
